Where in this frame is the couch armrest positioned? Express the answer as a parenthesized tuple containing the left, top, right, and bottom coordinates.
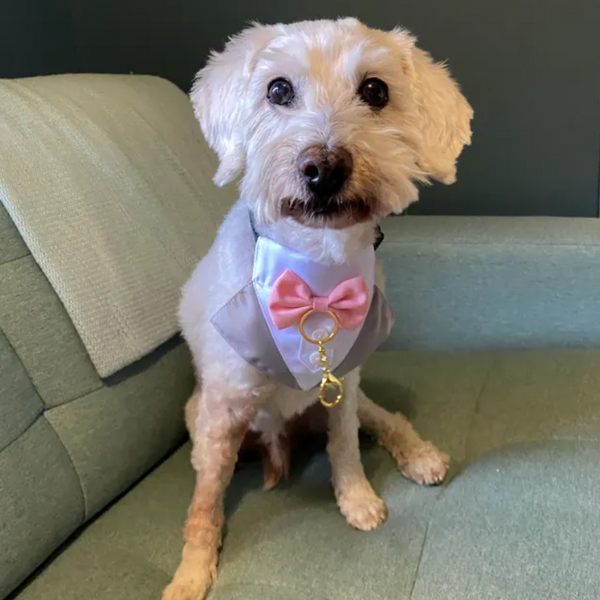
(379, 216, 600, 352)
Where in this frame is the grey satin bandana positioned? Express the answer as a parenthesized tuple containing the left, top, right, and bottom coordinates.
(211, 213, 395, 390)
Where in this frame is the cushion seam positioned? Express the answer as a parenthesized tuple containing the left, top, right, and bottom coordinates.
(0, 407, 44, 454)
(0, 251, 30, 266)
(0, 413, 44, 455)
(0, 321, 46, 453)
(53, 381, 104, 408)
(408, 511, 433, 600)
(0, 257, 104, 408)
(0, 320, 44, 404)
(462, 358, 495, 461)
(0, 319, 88, 520)
(45, 418, 88, 520)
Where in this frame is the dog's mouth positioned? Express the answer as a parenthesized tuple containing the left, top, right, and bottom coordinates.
(281, 197, 373, 229)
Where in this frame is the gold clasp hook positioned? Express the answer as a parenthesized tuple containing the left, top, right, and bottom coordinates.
(319, 370, 344, 408)
(298, 309, 344, 408)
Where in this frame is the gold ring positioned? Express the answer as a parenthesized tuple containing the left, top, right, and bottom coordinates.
(299, 309, 339, 344)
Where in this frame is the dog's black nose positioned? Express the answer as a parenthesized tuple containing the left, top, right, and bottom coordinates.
(299, 146, 353, 197)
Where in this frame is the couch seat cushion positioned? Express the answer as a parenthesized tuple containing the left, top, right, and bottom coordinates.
(12, 349, 600, 600)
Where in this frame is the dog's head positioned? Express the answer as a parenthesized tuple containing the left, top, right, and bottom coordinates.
(192, 18, 473, 229)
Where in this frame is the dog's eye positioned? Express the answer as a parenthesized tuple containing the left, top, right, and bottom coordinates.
(267, 78, 294, 106)
(359, 78, 389, 110)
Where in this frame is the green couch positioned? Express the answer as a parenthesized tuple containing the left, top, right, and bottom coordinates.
(2, 74, 600, 600)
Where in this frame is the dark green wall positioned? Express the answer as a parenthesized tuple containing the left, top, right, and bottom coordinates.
(1, 0, 599, 217)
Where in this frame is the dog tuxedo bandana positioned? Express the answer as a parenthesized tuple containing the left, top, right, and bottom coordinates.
(210, 213, 395, 391)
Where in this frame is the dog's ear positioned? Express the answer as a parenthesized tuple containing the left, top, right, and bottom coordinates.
(396, 32, 473, 185)
(191, 23, 278, 186)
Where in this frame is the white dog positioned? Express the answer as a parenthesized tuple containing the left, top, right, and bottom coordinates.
(164, 17, 472, 600)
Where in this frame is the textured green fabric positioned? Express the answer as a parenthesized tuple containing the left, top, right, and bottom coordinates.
(0, 76, 202, 599)
(0, 204, 27, 264)
(45, 342, 194, 519)
(0, 418, 84, 600)
(0, 330, 42, 452)
(0, 74, 235, 377)
(0, 256, 101, 408)
(466, 350, 600, 456)
(381, 215, 600, 353)
(411, 441, 600, 600)
(0, 253, 195, 598)
(0, 335, 193, 600)
(15, 349, 600, 600)
(361, 352, 493, 466)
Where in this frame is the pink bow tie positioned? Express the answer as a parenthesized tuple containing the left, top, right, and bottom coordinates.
(268, 269, 369, 331)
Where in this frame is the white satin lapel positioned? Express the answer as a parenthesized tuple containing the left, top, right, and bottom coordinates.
(252, 236, 375, 391)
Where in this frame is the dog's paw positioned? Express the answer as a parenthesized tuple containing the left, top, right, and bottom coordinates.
(162, 555, 216, 600)
(337, 484, 388, 531)
(396, 441, 449, 486)
(162, 574, 213, 600)
(162, 583, 204, 600)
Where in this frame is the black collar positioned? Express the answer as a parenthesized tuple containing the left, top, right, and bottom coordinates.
(249, 211, 384, 251)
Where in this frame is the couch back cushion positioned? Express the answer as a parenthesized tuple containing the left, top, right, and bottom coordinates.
(0, 74, 233, 599)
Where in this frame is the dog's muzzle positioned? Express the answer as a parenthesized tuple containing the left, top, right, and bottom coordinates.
(282, 145, 372, 226)
(298, 145, 353, 200)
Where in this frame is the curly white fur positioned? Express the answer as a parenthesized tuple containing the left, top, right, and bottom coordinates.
(164, 17, 472, 600)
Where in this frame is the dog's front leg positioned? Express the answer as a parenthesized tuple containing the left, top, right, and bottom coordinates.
(357, 389, 449, 485)
(326, 369, 387, 531)
(163, 383, 267, 600)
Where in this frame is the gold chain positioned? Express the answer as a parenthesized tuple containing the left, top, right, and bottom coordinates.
(299, 309, 344, 408)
